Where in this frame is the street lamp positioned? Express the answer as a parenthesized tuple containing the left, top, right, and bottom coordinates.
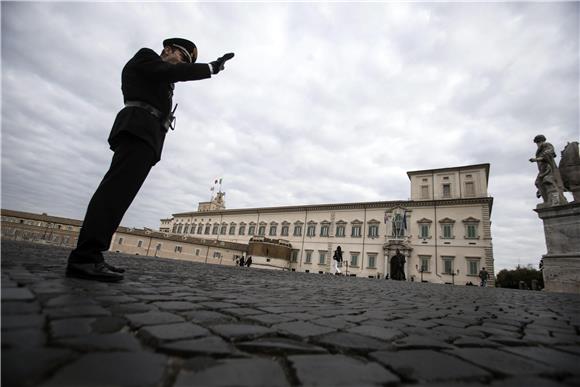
(451, 268, 460, 285)
(416, 264, 424, 282)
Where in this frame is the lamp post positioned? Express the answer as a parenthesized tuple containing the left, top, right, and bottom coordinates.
(416, 264, 424, 282)
(451, 268, 459, 285)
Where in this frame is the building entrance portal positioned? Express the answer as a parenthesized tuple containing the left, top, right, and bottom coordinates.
(384, 242, 412, 281)
(390, 250, 406, 281)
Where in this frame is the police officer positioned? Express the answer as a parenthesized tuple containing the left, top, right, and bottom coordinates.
(66, 38, 234, 282)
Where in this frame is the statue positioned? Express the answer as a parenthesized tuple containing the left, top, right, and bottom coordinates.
(559, 141, 580, 202)
(529, 135, 567, 207)
(214, 191, 226, 206)
(391, 249, 406, 281)
(208, 191, 226, 211)
(391, 211, 407, 238)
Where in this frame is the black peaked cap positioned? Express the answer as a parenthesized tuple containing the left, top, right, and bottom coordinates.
(163, 38, 197, 63)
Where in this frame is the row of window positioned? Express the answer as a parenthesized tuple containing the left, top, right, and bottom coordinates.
(291, 250, 481, 276)
(170, 221, 479, 240)
(419, 255, 482, 276)
(295, 250, 482, 275)
(419, 177, 476, 200)
(2, 228, 74, 245)
(1, 217, 75, 231)
(418, 223, 479, 239)
(171, 222, 371, 238)
(296, 250, 380, 268)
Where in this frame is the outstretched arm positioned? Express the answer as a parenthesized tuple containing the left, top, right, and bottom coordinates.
(132, 48, 212, 83)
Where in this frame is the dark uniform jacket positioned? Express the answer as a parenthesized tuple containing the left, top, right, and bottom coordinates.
(108, 48, 211, 163)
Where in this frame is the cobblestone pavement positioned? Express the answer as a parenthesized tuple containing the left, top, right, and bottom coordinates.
(2, 240, 580, 387)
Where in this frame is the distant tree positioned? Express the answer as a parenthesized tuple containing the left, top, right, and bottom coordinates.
(495, 266, 544, 290)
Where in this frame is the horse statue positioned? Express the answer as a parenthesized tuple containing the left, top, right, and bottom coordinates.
(559, 141, 580, 202)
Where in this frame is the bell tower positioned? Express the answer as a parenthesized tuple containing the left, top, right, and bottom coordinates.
(197, 190, 226, 212)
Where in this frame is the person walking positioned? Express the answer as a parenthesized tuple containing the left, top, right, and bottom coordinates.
(479, 267, 490, 287)
(246, 256, 252, 268)
(332, 246, 343, 275)
(66, 38, 234, 282)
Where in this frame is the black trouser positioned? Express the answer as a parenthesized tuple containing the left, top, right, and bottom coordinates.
(68, 135, 155, 264)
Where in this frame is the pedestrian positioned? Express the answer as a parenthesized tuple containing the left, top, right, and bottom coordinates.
(246, 256, 252, 267)
(479, 267, 490, 287)
(239, 255, 245, 267)
(332, 246, 343, 275)
(66, 38, 234, 282)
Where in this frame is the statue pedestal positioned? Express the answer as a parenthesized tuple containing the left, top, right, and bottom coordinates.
(535, 202, 580, 293)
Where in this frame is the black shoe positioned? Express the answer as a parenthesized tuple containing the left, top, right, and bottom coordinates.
(66, 262, 124, 282)
(104, 262, 125, 273)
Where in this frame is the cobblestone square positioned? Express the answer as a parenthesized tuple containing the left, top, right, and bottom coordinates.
(2, 240, 580, 386)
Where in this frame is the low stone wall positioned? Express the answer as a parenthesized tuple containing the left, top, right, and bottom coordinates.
(247, 238, 291, 260)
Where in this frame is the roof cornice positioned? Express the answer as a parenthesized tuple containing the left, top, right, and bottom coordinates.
(171, 197, 494, 218)
(1, 208, 83, 226)
(406, 163, 491, 183)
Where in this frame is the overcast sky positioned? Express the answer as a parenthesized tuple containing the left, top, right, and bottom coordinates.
(1, 2, 578, 272)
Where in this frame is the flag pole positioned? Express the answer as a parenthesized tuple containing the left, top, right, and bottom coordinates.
(209, 179, 216, 202)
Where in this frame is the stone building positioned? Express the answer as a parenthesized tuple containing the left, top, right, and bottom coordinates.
(1, 209, 248, 267)
(160, 164, 495, 285)
(109, 227, 248, 267)
(1, 209, 81, 248)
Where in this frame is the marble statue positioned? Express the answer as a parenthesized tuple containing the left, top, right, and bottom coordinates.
(529, 134, 567, 207)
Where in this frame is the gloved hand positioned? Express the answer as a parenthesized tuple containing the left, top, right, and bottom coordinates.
(210, 53, 235, 74)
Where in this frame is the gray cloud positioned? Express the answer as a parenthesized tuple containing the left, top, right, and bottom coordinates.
(2, 2, 578, 272)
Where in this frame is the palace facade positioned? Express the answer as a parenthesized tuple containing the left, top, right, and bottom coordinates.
(160, 164, 495, 285)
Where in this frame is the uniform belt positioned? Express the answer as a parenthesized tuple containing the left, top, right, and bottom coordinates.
(124, 101, 164, 119)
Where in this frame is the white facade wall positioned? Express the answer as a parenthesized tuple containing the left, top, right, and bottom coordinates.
(161, 164, 494, 285)
(408, 165, 489, 201)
